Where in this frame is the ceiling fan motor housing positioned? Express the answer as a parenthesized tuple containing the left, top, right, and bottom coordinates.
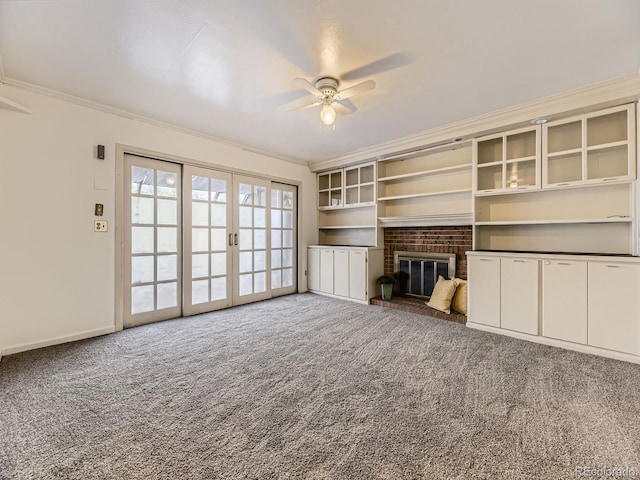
(315, 77, 339, 101)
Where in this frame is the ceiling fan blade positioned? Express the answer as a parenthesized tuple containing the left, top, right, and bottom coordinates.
(244, 6, 317, 74)
(289, 100, 322, 112)
(341, 52, 412, 81)
(255, 89, 309, 110)
(334, 99, 357, 114)
(336, 79, 376, 100)
(294, 78, 322, 97)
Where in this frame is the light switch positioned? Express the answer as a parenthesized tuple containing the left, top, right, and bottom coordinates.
(95, 203, 104, 216)
(94, 220, 108, 232)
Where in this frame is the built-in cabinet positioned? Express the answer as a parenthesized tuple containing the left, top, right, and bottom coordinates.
(317, 163, 380, 247)
(473, 103, 637, 255)
(542, 260, 587, 344)
(467, 255, 500, 327)
(500, 257, 539, 336)
(307, 246, 384, 304)
(543, 104, 635, 187)
(587, 261, 640, 356)
(467, 251, 640, 363)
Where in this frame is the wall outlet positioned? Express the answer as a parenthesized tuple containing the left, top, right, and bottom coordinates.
(94, 220, 108, 232)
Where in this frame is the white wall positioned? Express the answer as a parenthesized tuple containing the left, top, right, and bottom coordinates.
(0, 84, 317, 355)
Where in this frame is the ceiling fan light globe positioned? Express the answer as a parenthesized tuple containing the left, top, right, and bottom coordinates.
(320, 105, 337, 126)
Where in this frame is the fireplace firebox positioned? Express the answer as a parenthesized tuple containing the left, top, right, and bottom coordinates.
(394, 251, 456, 299)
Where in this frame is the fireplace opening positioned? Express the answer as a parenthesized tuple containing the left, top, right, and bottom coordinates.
(394, 251, 456, 299)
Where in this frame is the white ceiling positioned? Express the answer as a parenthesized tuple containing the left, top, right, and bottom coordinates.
(1, 0, 639, 164)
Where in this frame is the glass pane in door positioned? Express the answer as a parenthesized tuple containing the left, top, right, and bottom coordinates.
(124, 155, 182, 328)
(237, 181, 268, 297)
(271, 184, 297, 294)
(183, 166, 233, 315)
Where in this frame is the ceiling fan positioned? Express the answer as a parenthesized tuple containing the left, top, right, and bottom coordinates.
(291, 76, 376, 127)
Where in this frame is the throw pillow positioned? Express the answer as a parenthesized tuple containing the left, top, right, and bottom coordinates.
(426, 275, 457, 314)
(451, 278, 468, 315)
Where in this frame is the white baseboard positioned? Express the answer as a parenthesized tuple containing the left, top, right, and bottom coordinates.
(2, 326, 116, 356)
(307, 290, 370, 305)
(466, 322, 640, 365)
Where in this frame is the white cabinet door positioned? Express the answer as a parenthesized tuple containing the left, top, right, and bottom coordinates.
(334, 249, 350, 297)
(542, 260, 587, 344)
(320, 249, 334, 294)
(588, 262, 640, 355)
(501, 258, 539, 335)
(468, 256, 501, 327)
(349, 250, 367, 301)
(307, 248, 320, 292)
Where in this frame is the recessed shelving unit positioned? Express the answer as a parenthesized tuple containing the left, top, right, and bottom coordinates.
(377, 142, 473, 225)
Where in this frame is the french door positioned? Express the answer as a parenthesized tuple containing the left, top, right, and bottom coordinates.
(122, 154, 297, 327)
(124, 155, 182, 327)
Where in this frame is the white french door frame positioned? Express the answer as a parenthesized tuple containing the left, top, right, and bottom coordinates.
(115, 144, 303, 332)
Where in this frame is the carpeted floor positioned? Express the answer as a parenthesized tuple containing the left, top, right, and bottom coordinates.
(1, 293, 639, 479)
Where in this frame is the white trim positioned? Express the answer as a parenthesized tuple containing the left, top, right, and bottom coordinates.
(306, 290, 370, 305)
(466, 250, 640, 264)
(2, 326, 116, 356)
(378, 213, 473, 227)
(309, 73, 640, 172)
(0, 77, 307, 166)
(466, 322, 640, 365)
(0, 95, 31, 114)
(0, 52, 5, 81)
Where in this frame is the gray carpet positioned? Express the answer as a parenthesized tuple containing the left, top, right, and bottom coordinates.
(1, 293, 639, 480)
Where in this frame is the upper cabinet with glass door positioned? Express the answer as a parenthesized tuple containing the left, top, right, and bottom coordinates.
(318, 162, 376, 209)
(474, 126, 541, 195)
(543, 104, 636, 188)
(344, 162, 376, 207)
(318, 169, 343, 209)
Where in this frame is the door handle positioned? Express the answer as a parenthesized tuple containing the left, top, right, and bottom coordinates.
(228, 233, 233, 246)
(234, 233, 238, 246)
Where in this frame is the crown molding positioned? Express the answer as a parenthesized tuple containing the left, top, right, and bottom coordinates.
(0, 77, 308, 166)
(309, 73, 640, 172)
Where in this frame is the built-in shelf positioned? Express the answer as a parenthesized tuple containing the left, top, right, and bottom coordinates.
(378, 163, 471, 182)
(475, 217, 631, 226)
(318, 202, 377, 211)
(318, 225, 377, 230)
(379, 213, 473, 227)
(378, 188, 472, 202)
(0, 96, 31, 114)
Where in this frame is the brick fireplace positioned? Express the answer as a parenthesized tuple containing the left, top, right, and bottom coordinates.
(383, 226, 473, 280)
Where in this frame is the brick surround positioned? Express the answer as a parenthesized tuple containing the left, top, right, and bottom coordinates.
(383, 226, 473, 280)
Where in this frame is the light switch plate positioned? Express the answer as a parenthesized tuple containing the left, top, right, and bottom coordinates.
(94, 220, 108, 232)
